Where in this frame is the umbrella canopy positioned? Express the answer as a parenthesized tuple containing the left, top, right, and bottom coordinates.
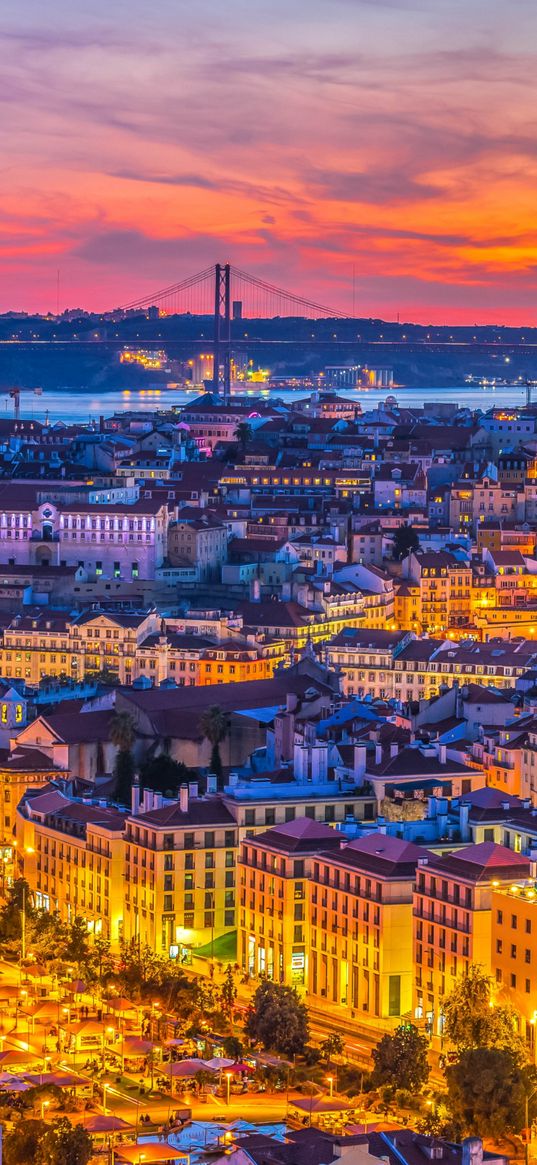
(84, 1113, 134, 1133)
(227, 1062, 252, 1074)
(292, 1096, 353, 1114)
(205, 1057, 234, 1070)
(62, 1020, 105, 1036)
(0, 1050, 39, 1067)
(168, 1058, 216, 1078)
(115, 1144, 188, 1164)
(24, 1071, 87, 1087)
(164, 1038, 185, 1048)
(105, 997, 139, 1012)
(121, 1036, 156, 1056)
(66, 980, 87, 994)
(0, 1078, 31, 1092)
(24, 1000, 61, 1018)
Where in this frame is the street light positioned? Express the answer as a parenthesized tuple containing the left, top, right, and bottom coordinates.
(327, 1075, 334, 1098)
(41, 1099, 50, 1120)
(225, 1071, 232, 1107)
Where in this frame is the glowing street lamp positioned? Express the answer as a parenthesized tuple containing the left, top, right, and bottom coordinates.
(327, 1075, 334, 1098)
(225, 1071, 232, 1107)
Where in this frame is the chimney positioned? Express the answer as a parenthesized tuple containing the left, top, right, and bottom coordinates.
(462, 1139, 483, 1165)
(228, 771, 239, 788)
(390, 742, 399, 759)
(459, 800, 471, 842)
(179, 784, 189, 813)
(131, 773, 141, 815)
(189, 780, 199, 801)
(311, 743, 328, 784)
(286, 692, 298, 712)
(294, 743, 309, 783)
(375, 743, 383, 765)
(250, 578, 261, 603)
(207, 774, 218, 795)
(353, 744, 367, 781)
(437, 743, 447, 765)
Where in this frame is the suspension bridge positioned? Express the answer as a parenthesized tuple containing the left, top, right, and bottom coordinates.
(113, 263, 351, 401)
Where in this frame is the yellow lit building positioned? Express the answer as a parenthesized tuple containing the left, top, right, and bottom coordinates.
(238, 818, 341, 990)
(413, 842, 530, 1041)
(491, 881, 537, 1050)
(309, 834, 428, 1031)
(17, 787, 126, 947)
(123, 784, 238, 959)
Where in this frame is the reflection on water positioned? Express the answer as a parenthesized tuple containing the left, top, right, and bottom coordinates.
(3, 382, 527, 426)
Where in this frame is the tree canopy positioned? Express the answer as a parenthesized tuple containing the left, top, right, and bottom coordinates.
(139, 754, 194, 795)
(446, 1048, 537, 1138)
(371, 1023, 430, 1092)
(199, 704, 229, 780)
(4, 1117, 91, 1165)
(393, 523, 420, 561)
(245, 981, 309, 1056)
(442, 966, 520, 1054)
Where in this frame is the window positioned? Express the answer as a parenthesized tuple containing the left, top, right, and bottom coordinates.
(163, 834, 175, 851)
(183, 833, 194, 850)
(388, 975, 401, 1017)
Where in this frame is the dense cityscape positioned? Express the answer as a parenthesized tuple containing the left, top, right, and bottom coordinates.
(0, 367, 533, 1164)
(3, 0, 537, 1158)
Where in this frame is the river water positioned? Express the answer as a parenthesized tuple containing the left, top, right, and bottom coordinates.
(5, 382, 528, 426)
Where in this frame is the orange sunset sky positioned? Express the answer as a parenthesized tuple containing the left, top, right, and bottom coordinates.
(2, 0, 537, 323)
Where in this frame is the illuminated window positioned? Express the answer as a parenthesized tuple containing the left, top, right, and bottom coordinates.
(15, 705, 23, 723)
(1, 706, 7, 724)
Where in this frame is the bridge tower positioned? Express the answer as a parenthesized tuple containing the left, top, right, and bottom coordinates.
(213, 263, 231, 402)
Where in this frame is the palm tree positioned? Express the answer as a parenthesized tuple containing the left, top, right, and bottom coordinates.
(110, 711, 135, 753)
(110, 711, 136, 805)
(234, 422, 253, 455)
(199, 705, 229, 781)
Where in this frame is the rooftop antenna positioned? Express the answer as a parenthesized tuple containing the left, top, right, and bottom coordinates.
(56, 269, 60, 316)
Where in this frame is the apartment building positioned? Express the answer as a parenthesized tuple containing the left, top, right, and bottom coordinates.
(122, 784, 238, 959)
(167, 511, 228, 581)
(413, 842, 530, 1040)
(491, 881, 537, 1048)
(17, 786, 126, 946)
(309, 834, 429, 1031)
(238, 818, 341, 989)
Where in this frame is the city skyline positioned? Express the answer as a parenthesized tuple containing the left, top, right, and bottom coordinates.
(2, 0, 537, 323)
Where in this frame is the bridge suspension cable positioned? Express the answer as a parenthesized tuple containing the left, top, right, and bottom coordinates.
(229, 265, 349, 319)
(112, 263, 350, 319)
(114, 265, 215, 314)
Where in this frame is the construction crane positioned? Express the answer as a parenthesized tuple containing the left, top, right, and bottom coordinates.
(4, 387, 43, 421)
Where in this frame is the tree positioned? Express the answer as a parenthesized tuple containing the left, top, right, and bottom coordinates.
(446, 1048, 537, 1139)
(199, 705, 229, 781)
(223, 1035, 244, 1061)
(40, 1118, 92, 1165)
(64, 916, 90, 972)
(234, 422, 253, 455)
(0, 878, 34, 945)
(442, 966, 520, 1054)
(320, 1033, 345, 1064)
(393, 524, 420, 561)
(220, 965, 237, 1021)
(110, 711, 136, 804)
(371, 1023, 429, 1092)
(139, 755, 194, 796)
(4, 1120, 46, 1165)
(245, 981, 309, 1057)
